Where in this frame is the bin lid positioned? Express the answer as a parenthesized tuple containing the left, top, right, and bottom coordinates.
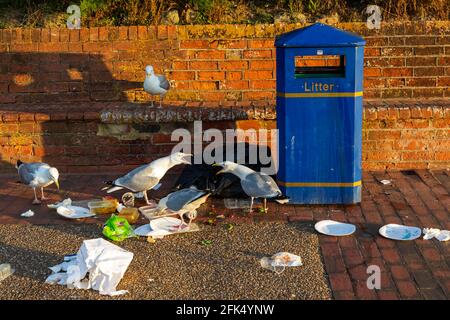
(275, 23, 365, 48)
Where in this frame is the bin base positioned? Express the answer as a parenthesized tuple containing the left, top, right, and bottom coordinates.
(281, 186, 361, 204)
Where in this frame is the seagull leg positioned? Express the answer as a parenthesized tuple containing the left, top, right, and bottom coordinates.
(143, 190, 151, 205)
(159, 95, 163, 108)
(32, 188, 41, 204)
(249, 197, 254, 213)
(40, 187, 49, 200)
(263, 198, 267, 213)
(177, 213, 185, 232)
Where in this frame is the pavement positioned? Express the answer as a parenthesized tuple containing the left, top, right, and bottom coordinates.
(0, 169, 449, 300)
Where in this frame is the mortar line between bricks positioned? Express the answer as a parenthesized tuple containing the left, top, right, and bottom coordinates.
(360, 174, 399, 299)
(340, 205, 366, 299)
(388, 171, 450, 298)
(388, 172, 450, 298)
(414, 170, 450, 214)
(373, 172, 427, 294)
(398, 171, 449, 227)
(365, 172, 417, 298)
(384, 172, 439, 299)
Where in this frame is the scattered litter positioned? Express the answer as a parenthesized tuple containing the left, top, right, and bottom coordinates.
(379, 179, 391, 185)
(423, 228, 450, 242)
(314, 220, 356, 236)
(56, 205, 95, 219)
(225, 223, 234, 231)
(45, 238, 133, 296)
(88, 199, 118, 215)
(423, 228, 440, 240)
(63, 254, 77, 262)
(20, 210, 34, 218)
(201, 239, 212, 246)
(146, 236, 156, 243)
(223, 198, 252, 209)
(260, 252, 302, 274)
(379, 224, 421, 241)
(138, 205, 158, 219)
(118, 207, 140, 224)
(47, 198, 72, 209)
(216, 214, 225, 219)
(102, 215, 135, 242)
(121, 192, 135, 207)
(274, 197, 289, 204)
(0, 263, 14, 282)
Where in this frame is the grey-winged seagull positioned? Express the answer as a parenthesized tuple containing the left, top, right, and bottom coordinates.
(103, 152, 191, 204)
(155, 186, 211, 230)
(143, 65, 170, 108)
(16, 160, 60, 204)
(213, 161, 287, 213)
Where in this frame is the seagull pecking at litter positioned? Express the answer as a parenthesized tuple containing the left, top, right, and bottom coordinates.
(143, 65, 170, 108)
(213, 161, 287, 213)
(16, 160, 60, 205)
(155, 186, 211, 230)
(102, 152, 192, 205)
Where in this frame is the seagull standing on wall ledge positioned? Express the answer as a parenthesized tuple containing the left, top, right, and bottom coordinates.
(143, 65, 170, 108)
(16, 160, 60, 205)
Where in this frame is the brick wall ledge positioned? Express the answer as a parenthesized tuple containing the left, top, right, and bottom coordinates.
(0, 98, 448, 123)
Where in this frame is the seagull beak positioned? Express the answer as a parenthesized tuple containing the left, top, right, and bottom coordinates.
(54, 179, 60, 190)
(216, 169, 225, 175)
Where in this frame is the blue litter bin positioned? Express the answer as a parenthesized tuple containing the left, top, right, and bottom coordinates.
(275, 23, 365, 204)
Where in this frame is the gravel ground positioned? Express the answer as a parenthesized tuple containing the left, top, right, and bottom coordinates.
(0, 222, 331, 300)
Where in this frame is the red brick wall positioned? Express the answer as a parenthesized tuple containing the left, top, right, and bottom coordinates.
(0, 21, 449, 105)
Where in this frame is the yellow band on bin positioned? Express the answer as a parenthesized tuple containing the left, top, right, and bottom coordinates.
(277, 180, 362, 187)
(277, 92, 363, 98)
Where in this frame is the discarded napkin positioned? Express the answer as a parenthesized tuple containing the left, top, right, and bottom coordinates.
(260, 252, 303, 274)
(423, 228, 450, 242)
(20, 210, 34, 217)
(45, 238, 133, 296)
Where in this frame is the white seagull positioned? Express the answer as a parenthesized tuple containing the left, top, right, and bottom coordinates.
(102, 152, 192, 204)
(16, 160, 60, 204)
(143, 65, 170, 107)
(155, 187, 211, 230)
(213, 161, 287, 213)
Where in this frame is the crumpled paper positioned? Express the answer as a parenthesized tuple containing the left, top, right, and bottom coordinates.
(47, 198, 72, 209)
(20, 210, 34, 217)
(260, 252, 303, 274)
(423, 228, 450, 242)
(45, 238, 133, 296)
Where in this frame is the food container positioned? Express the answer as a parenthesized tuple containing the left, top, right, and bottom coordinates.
(88, 200, 119, 215)
(118, 207, 140, 224)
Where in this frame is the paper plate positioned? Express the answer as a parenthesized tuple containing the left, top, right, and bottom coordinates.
(56, 205, 95, 219)
(150, 217, 183, 235)
(133, 224, 167, 237)
(379, 224, 422, 241)
(314, 220, 356, 236)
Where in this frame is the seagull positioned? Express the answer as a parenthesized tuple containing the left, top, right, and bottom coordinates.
(155, 187, 211, 230)
(143, 65, 170, 108)
(213, 161, 287, 213)
(16, 160, 60, 205)
(102, 152, 191, 205)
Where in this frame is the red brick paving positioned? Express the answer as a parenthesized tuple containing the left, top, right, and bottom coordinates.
(0, 169, 449, 300)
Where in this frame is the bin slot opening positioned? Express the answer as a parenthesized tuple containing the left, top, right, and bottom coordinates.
(294, 55, 345, 78)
